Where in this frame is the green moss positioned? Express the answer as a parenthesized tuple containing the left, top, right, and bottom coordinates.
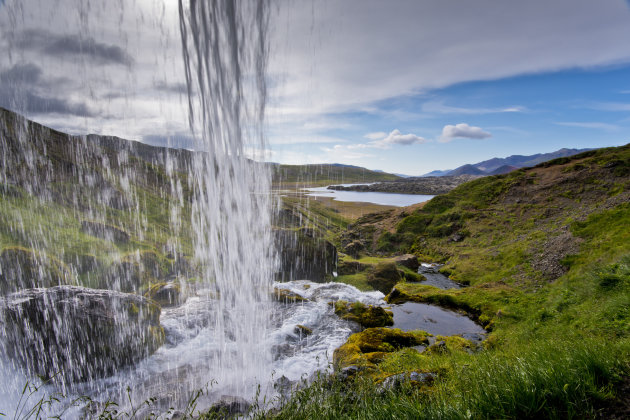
(333, 328, 430, 371)
(333, 300, 394, 328)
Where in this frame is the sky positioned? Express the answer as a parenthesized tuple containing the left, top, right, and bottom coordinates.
(1, 0, 630, 175)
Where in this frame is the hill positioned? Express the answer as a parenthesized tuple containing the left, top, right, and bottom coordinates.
(272, 163, 400, 186)
(275, 144, 630, 418)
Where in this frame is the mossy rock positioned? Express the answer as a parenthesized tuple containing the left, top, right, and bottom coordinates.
(333, 327, 429, 370)
(333, 300, 394, 328)
(144, 281, 182, 307)
(80, 220, 130, 243)
(0, 286, 164, 383)
(273, 288, 308, 303)
(294, 324, 313, 335)
(425, 335, 479, 355)
(367, 262, 402, 294)
(337, 258, 370, 275)
(0, 246, 73, 294)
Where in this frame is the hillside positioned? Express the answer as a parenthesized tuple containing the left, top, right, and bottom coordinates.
(270, 144, 630, 418)
(272, 163, 400, 187)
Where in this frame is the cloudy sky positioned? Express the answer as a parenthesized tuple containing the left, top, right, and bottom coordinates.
(1, 0, 630, 175)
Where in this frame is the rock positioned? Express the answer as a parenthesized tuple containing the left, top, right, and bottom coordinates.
(0, 286, 164, 383)
(337, 259, 369, 275)
(0, 247, 73, 294)
(449, 232, 465, 242)
(274, 228, 338, 282)
(367, 262, 402, 294)
(333, 300, 394, 328)
(343, 240, 364, 258)
(81, 220, 130, 243)
(207, 396, 250, 418)
(393, 254, 419, 271)
(145, 281, 182, 307)
(273, 288, 308, 303)
(333, 327, 429, 370)
(294, 324, 313, 335)
(377, 371, 435, 393)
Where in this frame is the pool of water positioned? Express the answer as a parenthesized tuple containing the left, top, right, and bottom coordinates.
(305, 185, 434, 207)
(389, 302, 486, 343)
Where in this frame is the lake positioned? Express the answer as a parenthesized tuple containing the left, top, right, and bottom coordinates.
(305, 184, 434, 207)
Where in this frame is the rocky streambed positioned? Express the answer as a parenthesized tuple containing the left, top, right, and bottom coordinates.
(0, 261, 485, 417)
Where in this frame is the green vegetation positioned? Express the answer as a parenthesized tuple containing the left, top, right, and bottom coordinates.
(264, 144, 630, 418)
(272, 163, 400, 187)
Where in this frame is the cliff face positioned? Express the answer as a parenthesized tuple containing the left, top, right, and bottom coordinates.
(0, 107, 343, 293)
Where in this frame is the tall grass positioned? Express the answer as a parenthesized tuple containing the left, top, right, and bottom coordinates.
(257, 337, 629, 419)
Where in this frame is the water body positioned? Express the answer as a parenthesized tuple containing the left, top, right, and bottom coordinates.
(419, 263, 462, 290)
(306, 184, 434, 207)
(389, 302, 486, 343)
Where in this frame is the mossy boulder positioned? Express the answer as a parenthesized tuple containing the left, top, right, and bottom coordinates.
(0, 286, 164, 383)
(333, 327, 429, 370)
(273, 288, 308, 303)
(333, 300, 394, 328)
(337, 258, 369, 275)
(0, 247, 73, 294)
(145, 281, 182, 307)
(393, 254, 420, 271)
(367, 262, 402, 294)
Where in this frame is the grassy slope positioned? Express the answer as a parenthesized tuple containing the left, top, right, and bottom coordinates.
(272, 163, 400, 187)
(262, 145, 630, 418)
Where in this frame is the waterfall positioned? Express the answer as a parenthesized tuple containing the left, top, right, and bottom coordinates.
(178, 0, 274, 394)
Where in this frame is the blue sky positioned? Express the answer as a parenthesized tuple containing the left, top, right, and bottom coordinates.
(270, 65, 630, 174)
(1, 0, 630, 176)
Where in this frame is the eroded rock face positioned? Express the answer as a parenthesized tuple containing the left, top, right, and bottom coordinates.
(0, 286, 164, 383)
(0, 247, 73, 295)
(274, 228, 338, 282)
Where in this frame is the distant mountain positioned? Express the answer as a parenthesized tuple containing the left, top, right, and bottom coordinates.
(447, 164, 487, 176)
(489, 165, 520, 175)
(421, 169, 452, 177)
(425, 148, 592, 177)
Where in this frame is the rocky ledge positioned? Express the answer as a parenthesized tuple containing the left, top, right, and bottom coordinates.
(0, 286, 164, 384)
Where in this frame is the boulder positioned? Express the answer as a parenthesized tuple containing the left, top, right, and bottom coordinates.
(393, 254, 420, 271)
(274, 228, 338, 282)
(0, 286, 164, 383)
(333, 327, 429, 370)
(145, 281, 182, 307)
(367, 262, 402, 294)
(333, 300, 394, 328)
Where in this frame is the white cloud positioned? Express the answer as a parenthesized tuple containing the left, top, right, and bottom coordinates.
(376, 129, 427, 147)
(439, 123, 492, 143)
(364, 131, 387, 140)
(422, 101, 526, 115)
(556, 121, 619, 131)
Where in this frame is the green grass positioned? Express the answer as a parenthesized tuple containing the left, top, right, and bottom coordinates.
(256, 337, 629, 419)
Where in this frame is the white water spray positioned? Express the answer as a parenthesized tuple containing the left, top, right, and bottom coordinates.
(178, 0, 275, 395)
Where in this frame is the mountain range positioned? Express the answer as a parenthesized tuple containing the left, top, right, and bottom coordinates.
(422, 148, 592, 177)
